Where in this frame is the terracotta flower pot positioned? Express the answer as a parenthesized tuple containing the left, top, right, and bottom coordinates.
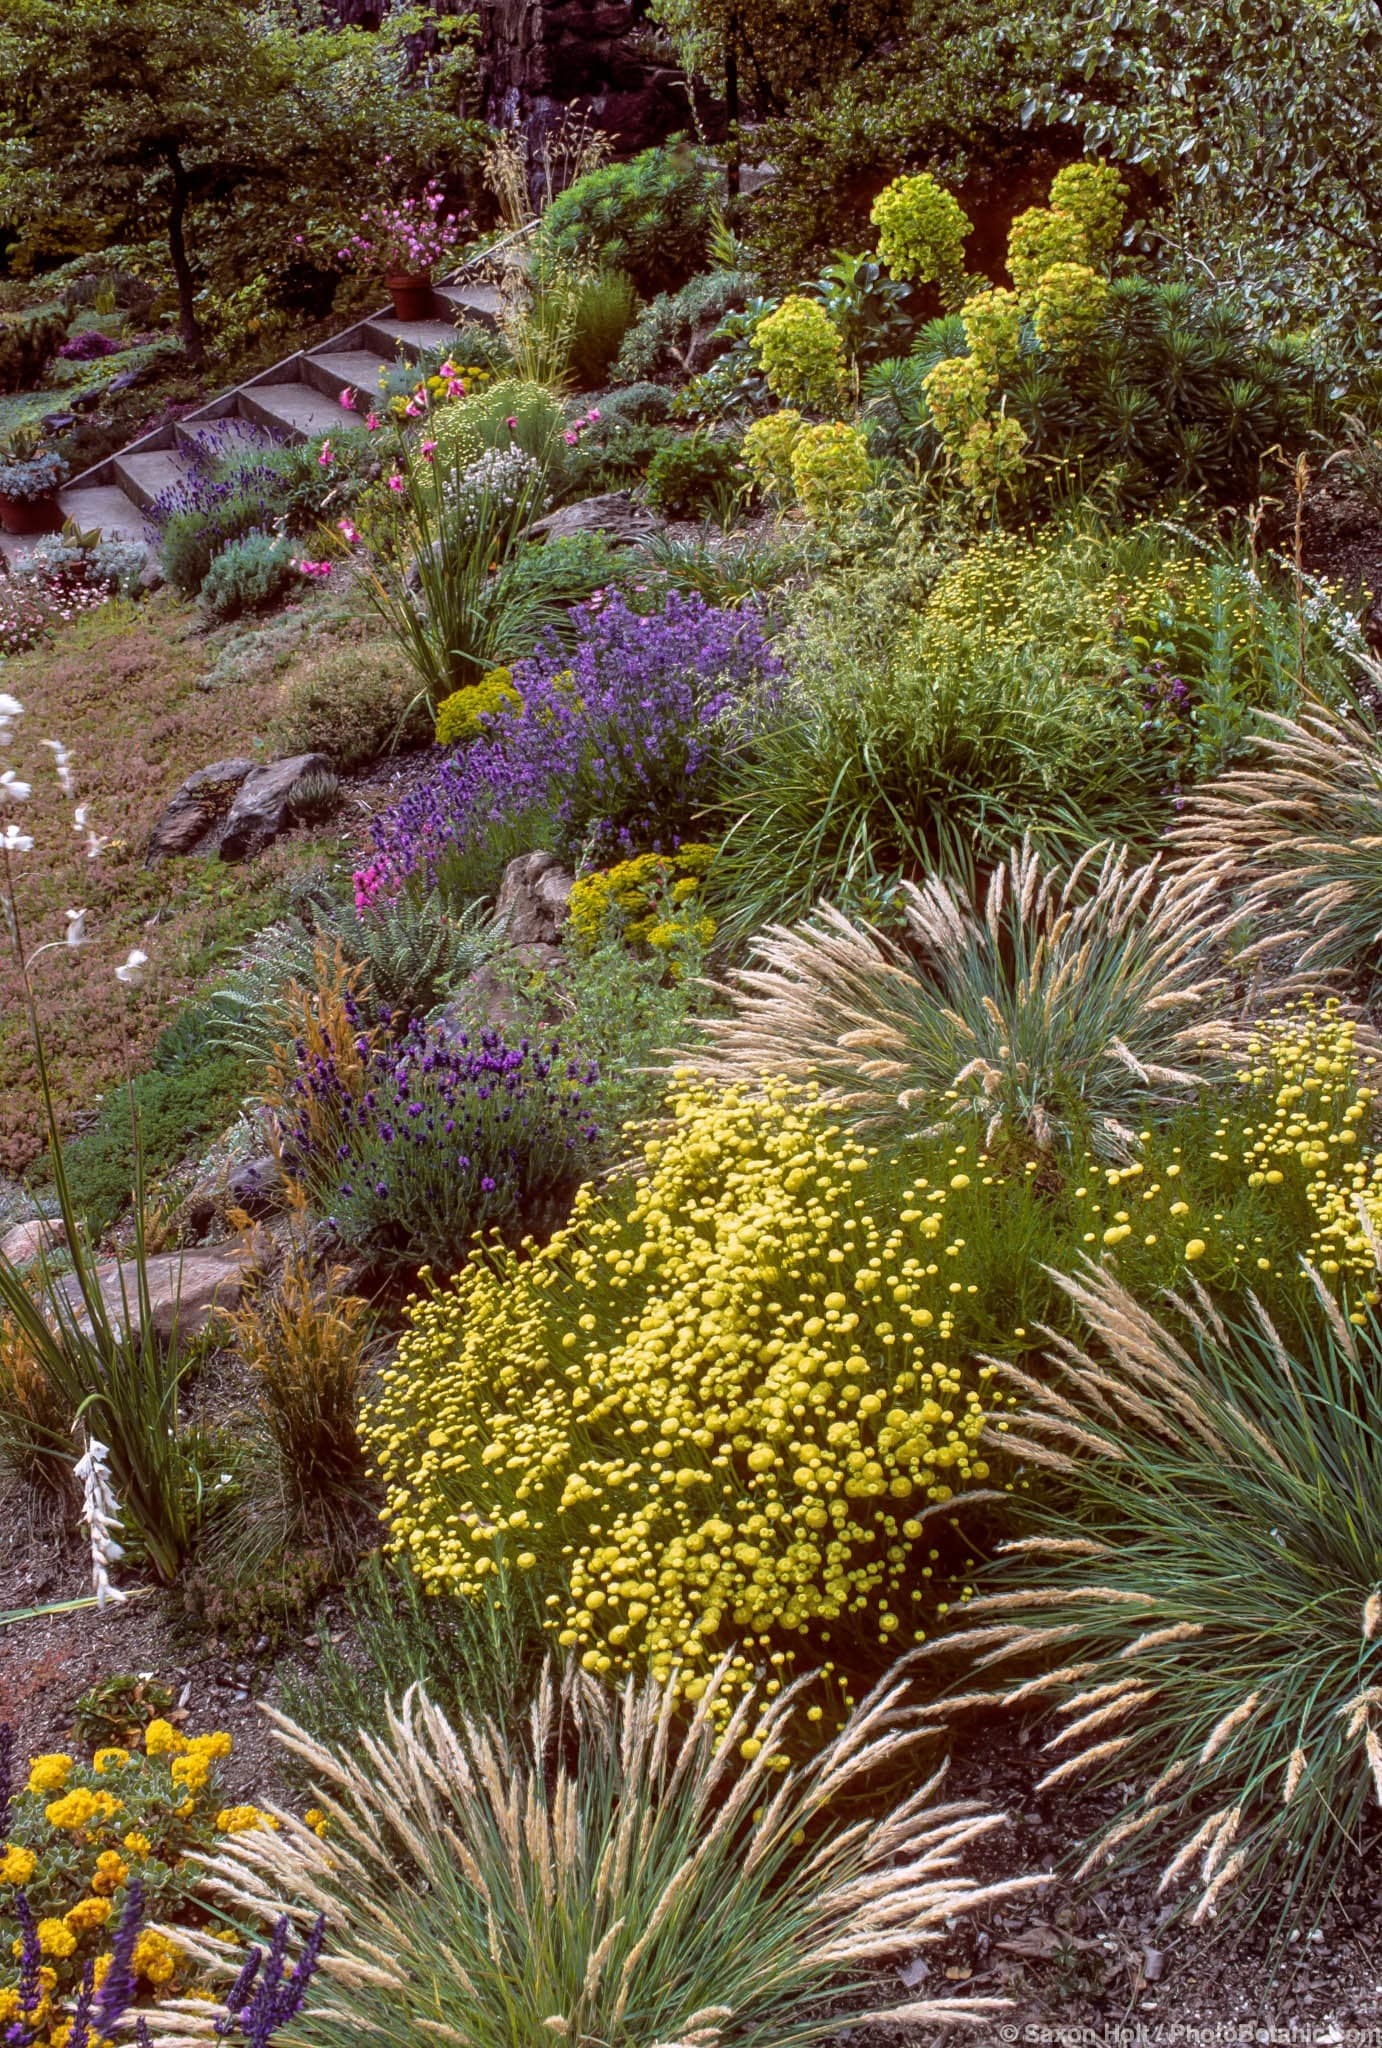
(0, 491, 62, 536)
(385, 271, 434, 321)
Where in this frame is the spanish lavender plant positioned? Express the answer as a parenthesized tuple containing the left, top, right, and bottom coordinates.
(356, 591, 780, 903)
(275, 1009, 601, 1273)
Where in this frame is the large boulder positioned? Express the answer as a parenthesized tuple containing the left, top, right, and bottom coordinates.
(495, 849, 573, 947)
(0, 1216, 65, 1267)
(146, 758, 255, 860)
(525, 490, 660, 546)
(219, 753, 333, 862)
(56, 1244, 258, 1344)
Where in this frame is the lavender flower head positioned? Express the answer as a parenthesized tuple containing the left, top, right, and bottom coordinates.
(357, 591, 781, 904)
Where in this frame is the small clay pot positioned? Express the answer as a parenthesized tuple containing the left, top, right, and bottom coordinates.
(385, 272, 434, 321)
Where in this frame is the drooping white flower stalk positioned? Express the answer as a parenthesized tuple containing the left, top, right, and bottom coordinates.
(73, 1435, 128, 1608)
(40, 739, 74, 796)
(0, 823, 33, 854)
(64, 907, 87, 947)
(0, 693, 24, 745)
(115, 947, 148, 985)
(0, 768, 32, 801)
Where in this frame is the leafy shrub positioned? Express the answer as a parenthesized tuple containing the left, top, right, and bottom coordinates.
(953, 1262, 1382, 1927)
(0, 307, 70, 392)
(269, 641, 432, 771)
(693, 839, 1230, 1160)
(559, 419, 678, 496)
(644, 431, 741, 518)
(0, 1721, 268, 2040)
(434, 666, 521, 745)
(536, 145, 716, 298)
(1173, 704, 1382, 979)
(368, 1082, 1000, 1710)
(594, 380, 674, 427)
(564, 267, 640, 387)
(199, 530, 296, 622)
(497, 528, 630, 610)
(752, 294, 846, 410)
(358, 593, 780, 901)
(870, 172, 970, 293)
(789, 419, 871, 522)
(742, 407, 803, 500)
(157, 496, 270, 597)
(567, 843, 716, 953)
(273, 1016, 601, 1274)
(187, 1669, 1037, 2048)
(612, 269, 756, 385)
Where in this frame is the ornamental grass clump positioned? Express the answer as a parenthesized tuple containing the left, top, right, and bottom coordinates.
(940, 1264, 1382, 1928)
(367, 1081, 1002, 1714)
(692, 840, 1232, 1159)
(1171, 702, 1382, 979)
(168, 1668, 1045, 2048)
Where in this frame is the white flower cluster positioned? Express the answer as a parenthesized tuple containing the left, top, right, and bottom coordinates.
(444, 444, 543, 527)
(73, 1434, 128, 1606)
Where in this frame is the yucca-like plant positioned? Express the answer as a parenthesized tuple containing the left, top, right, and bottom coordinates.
(150, 1664, 1045, 2048)
(928, 1266, 1382, 1927)
(691, 840, 1230, 1157)
(1172, 702, 1382, 978)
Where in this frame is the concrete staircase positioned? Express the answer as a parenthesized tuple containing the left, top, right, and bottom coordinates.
(0, 275, 502, 571)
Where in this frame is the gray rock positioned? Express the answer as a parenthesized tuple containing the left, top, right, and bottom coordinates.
(225, 1153, 285, 1218)
(219, 753, 332, 862)
(0, 1216, 66, 1267)
(55, 1244, 258, 1344)
(525, 490, 660, 546)
(146, 758, 255, 861)
(495, 850, 573, 947)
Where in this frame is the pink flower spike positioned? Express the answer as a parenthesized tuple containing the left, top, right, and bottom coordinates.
(506, 417, 518, 430)
(421, 440, 438, 459)
(338, 518, 360, 544)
(563, 429, 579, 446)
(366, 412, 381, 432)
(588, 408, 601, 422)
(339, 387, 357, 410)
(388, 474, 405, 492)
(318, 439, 334, 467)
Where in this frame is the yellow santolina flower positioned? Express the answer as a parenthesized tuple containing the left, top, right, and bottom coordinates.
(90, 1750, 129, 1776)
(90, 1851, 129, 1895)
(213, 1806, 279, 1835)
(304, 1809, 331, 1838)
(568, 845, 716, 956)
(131, 1931, 178, 1987)
(26, 1757, 72, 1796)
(121, 1832, 151, 1857)
(367, 1082, 1000, 1714)
(63, 1898, 112, 1937)
(0, 1844, 37, 1885)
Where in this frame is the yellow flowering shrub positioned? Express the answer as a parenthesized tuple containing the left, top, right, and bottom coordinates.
(1047, 161, 1129, 266)
(921, 352, 992, 445)
(960, 285, 1024, 376)
(870, 172, 971, 292)
(567, 845, 716, 955)
(751, 297, 846, 411)
(0, 1725, 244, 2041)
(956, 413, 1028, 496)
(368, 1082, 1001, 1714)
(742, 408, 803, 502)
(1030, 261, 1110, 355)
(788, 421, 872, 524)
(1005, 205, 1090, 292)
(434, 666, 521, 746)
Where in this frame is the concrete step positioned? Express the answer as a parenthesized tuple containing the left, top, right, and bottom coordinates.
(175, 416, 274, 459)
(359, 314, 460, 362)
(301, 348, 393, 408)
(113, 448, 198, 515)
(235, 381, 358, 442)
(433, 280, 502, 327)
(56, 484, 148, 544)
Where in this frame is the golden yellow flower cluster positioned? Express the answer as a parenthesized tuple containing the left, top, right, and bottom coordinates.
(567, 844, 716, 956)
(368, 1082, 1000, 1711)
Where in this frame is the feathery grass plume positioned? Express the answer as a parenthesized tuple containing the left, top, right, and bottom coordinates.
(1171, 698, 1382, 979)
(953, 1265, 1382, 1927)
(146, 1662, 1046, 2048)
(690, 839, 1230, 1158)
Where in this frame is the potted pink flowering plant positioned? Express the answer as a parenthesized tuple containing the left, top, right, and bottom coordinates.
(340, 177, 470, 320)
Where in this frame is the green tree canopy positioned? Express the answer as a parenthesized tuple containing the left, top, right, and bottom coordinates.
(0, 0, 488, 359)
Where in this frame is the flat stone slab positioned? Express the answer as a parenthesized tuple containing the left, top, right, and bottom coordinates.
(56, 1244, 257, 1344)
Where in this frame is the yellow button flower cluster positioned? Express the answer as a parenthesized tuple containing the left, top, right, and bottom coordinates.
(368, 1081, 998, 1711)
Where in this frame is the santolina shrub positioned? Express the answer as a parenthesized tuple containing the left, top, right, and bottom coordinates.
(357, 593, 780, 902)
(367, 1081, 1001, 1717)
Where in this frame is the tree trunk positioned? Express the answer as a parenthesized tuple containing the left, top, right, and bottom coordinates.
(165, 148, 205, 364)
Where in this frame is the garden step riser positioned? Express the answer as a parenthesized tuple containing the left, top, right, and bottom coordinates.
(56, 484, 149, 545)
(235, 382, 366, 442)
(301, 349, 396, 409)
(359, 315, 464, 362)
(433, 281, 502, 328)
(112, 450, 198, 515)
